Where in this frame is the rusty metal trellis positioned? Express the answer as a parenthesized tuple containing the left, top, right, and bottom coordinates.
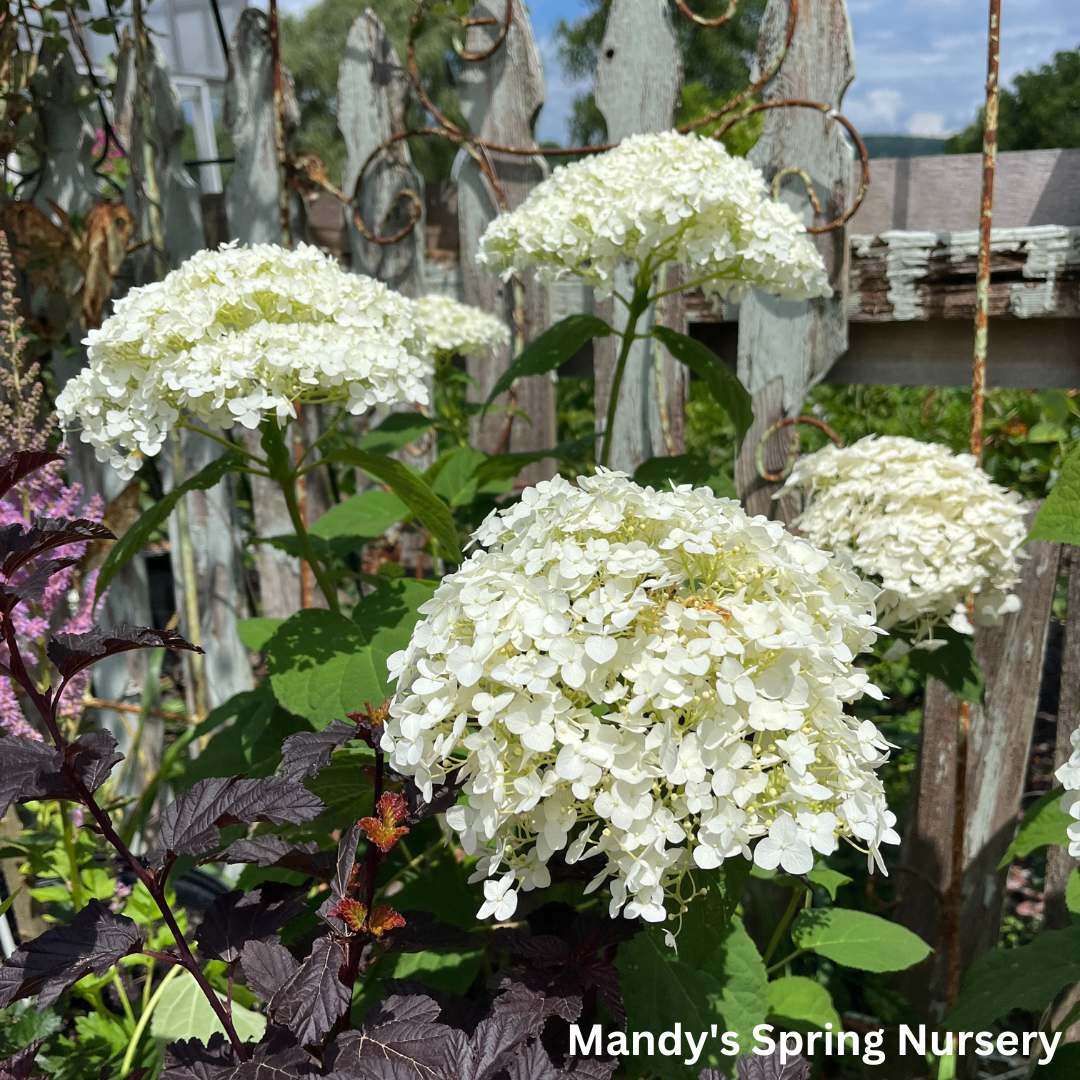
(280, 0, 871, 247)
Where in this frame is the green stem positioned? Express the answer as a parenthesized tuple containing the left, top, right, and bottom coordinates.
(278, 463, 340, 612)
(112, 969, 136, 1029)
(60, 803, 85, 911)
(765, 947, 805, 975)
(763, 884, 807, 965)
(121, 963, 182, 1076)
(599, 284, 652, 469)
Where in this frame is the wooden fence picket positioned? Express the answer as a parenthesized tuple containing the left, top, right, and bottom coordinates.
(734, 0, 856, 520)
(338, 11, 425, 297)
(592, 0, 684, 473)
(455, 0, 555, 479)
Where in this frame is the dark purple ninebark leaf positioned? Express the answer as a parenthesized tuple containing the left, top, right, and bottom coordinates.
(0, 558, 77, 610)
(196, 887, 306, 962)
(268, 935, 351, 1045)
(280, 720, 358, 783)
(241, 940, 301, 1003)
(332, 994, 465, 1079)
(48, 624, 201, 681)
(160, 1034, 237, 1080)
(213, 837, 335, 880)
(460, 988, 550, 1080)
(0, 1041, 45, 1080)
(504, 1041, 560, 1080)
(0, 518, 115, 577)
(381, 910, 470, 953)
(151, 776, 325, 861)
(402, 774, 462, 825)
(0, 730, 124, 816)
(0, 451, 64, 502)
(0, 899, 143, 1008)
(0, 738, 59, 820)
(563, 1059, 618, 1080)
(735, 1050, 811, 1080)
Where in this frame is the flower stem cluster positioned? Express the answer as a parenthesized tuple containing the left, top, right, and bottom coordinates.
(779, 435, 1028, 639)
(383, 471, 898, 925)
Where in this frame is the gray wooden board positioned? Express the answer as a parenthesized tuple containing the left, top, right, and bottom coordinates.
(591, 0, 682, 473)
(455, 0, 554, 480)
(734, 0, 855, 518)
(338, 11, 425, 296)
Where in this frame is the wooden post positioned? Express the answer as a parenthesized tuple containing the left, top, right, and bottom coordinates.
(734, 0, 855, 520)
(456, 0, 554, 481)
(224, 9, 301, 246)
(1045, 546, 1080, 929)
(592, 0, 683, 473)
(338, 10, 425, 297)
(893, 518, 1061, 1022)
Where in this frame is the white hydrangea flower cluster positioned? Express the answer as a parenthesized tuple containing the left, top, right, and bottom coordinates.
(383, 471, 898, 925)
(56, 243, 431, 480)
(780, 435, 1027, 639)
(1055, 732, 1080, 857)
(415, 295, 509, 360)
(476, 131, 832, 303)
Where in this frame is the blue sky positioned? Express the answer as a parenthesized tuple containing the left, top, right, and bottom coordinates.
(279, 0, 1080, 144)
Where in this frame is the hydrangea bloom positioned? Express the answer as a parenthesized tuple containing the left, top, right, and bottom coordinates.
(415, 295, 509, 360)
(383, 471, 898, 924)
(56, 243, 431, 479)
(779, 435, 1027, 638)
(477, 131, 831, 302)
(1056, 733, 1080, 857)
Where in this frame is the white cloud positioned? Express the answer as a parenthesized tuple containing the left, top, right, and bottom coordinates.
(908, 111, 946, 136)
(845, 88, 904, 131)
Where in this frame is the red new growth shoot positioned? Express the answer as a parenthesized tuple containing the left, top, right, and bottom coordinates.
(360, 791, 410, 853)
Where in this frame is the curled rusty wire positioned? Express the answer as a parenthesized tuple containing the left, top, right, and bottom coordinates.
(754, 416, 842, 484)
(675, 0, 739, 30)
(290, 0, 870, 248)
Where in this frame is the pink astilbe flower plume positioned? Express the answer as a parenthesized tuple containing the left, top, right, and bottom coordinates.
(0, 231, 107, 737)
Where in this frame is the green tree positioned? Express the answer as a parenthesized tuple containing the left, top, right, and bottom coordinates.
(946, 44, 1080, 153)
(554, 0, 766, 153)
(280, 0, 466, 183)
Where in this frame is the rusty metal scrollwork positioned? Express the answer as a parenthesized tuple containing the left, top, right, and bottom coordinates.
(284, 0, 871, 247)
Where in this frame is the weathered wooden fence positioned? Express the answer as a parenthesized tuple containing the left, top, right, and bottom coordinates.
(17, 0, 1080, 1023)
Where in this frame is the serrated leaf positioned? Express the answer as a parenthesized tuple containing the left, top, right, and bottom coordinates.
(151, 775, 325, 860)
(1029, 445, 1080, 546)
(322, 448, 462, 563)
(905, 627, 985, 705)
(266, 581, 431, 728)
(309, 489, 408, 543)
(652, 327, 753, 451)
(633, 453, 737, 499)
(945, 923, 1080, 1030)
(736, 1047, 811, 1080)
(430, 446, 488, 507)
(791, 908, 931, 972)
(0, 450, 63, 502)
(618, 916, 767, 1078)
(805, 866, 851, 901)
(0, 518, 114, 577)
(767, 975, 841, 1031)
(358, 413, 436, 454)
(96, 450, 245, 602)
(213, 836, 334, 880)
(280, 719, 360, 782)
(236, 617, 285, 651)
(484, 315, 612, 408)
(998, 787, 1071, 868)
(195, 887, 306, 962)
(471, 434, 599, 489)
(150, 968, 266, 1045)
(0, 899, 143, 1008)
(241, 940, 301, 1006)
(1067, 868, 1080, 915)
(267, 934, 350, 1045)
(48, 624, 201, 681)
